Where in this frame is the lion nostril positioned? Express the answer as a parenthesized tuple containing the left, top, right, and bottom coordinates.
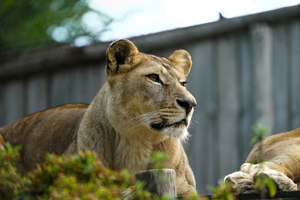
(176, 99, 196, 114)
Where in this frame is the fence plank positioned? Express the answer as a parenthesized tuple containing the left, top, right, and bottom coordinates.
(26, 75, 48, 115)
(85, 66, 100, 102)
(3, 80, 24, 125)
(50, 70, 71, 107)
(69, 65, 106, 104)
(69, 67, 88, 103)
(272, 24, 289, 134)
(237, 32, 254, 161)
(185, 40, 217, 193)
(216, 34, 240, 178)
(290, 21, 300, 130)
(88, 63, 106, 100)
(251, 23, 274, 132)
(205, 40, 219, 188)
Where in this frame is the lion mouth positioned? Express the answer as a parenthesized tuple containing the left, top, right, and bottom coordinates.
(151, 118, 187, 130)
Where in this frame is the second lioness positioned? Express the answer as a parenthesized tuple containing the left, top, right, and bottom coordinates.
(0, 39, 197, 196)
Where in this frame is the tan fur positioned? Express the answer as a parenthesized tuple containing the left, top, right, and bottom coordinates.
(0, 39, 197, 196)
(225, 127, 300, 193)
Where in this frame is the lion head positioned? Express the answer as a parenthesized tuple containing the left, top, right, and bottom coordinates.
(105, 39, 196, 142)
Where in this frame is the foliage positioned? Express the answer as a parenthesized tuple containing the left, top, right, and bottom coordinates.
(250, 124, 270, 146)
(0, 143, 153, 200)
(0, 0, 113, 52)
(207, 179, 237, 200)
(249, 124, 270, 164)
(250, 124, 277, 197)
(0, 143, 220, 200)
(182, 191, 209, 200)
(253, 173, 277, 197)
(0, 144, 26, 200)
(150, 151, 170, 169)
(27, 151, 152, 199)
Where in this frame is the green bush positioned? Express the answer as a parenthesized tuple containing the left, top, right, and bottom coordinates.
(207, 179, 236, 200)
(0, 144, 26, 199)
(0, 143, 153, 200)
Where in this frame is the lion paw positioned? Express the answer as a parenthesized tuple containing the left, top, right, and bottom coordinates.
(224, 171, 256, 193)
(256, 170, 297, 191)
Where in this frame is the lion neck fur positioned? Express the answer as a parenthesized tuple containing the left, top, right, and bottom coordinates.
(77, 82, 171, 173)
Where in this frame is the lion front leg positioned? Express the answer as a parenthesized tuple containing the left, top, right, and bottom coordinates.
(256, 170, 297, 191)
(225, 163, 297, 194)
(176, 177, 196, 197)
(224, 171, 256, 193)
(175, 152, 196, 197)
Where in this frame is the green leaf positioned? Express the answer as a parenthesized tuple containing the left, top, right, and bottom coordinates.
(266, 179, 277, 197)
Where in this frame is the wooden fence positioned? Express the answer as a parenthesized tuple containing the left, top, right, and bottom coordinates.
(1, 4, 300, 194)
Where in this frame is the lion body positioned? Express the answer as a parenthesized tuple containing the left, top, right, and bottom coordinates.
(225, 127, 300, 193)
(0, 39, 196, 196)
(0, 104, 87, 175)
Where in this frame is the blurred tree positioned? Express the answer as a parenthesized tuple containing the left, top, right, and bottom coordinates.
(0, 0, 113, 52)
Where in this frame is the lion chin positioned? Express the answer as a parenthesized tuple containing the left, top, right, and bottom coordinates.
(0, 39, 197, 197)
(162, 126, 190, 142)
(150, 110, 194, 141)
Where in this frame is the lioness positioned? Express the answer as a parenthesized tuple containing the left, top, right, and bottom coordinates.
(225, 127, 300, 193)
(0, 39, 197, 196)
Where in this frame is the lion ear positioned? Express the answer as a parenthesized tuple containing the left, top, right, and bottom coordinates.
(106, 39, 139, 76)
(168, 50, 192, 76)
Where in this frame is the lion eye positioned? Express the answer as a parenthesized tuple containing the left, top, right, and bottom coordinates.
(181, 81, 187, 87)
(147, 74, 161, 83)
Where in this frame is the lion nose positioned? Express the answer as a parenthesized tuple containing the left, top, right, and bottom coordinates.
(176, 99, 197, 115)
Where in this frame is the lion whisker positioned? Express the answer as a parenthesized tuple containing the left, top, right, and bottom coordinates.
(127, 110, 163, 131)
(128, 110, 161, 122)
